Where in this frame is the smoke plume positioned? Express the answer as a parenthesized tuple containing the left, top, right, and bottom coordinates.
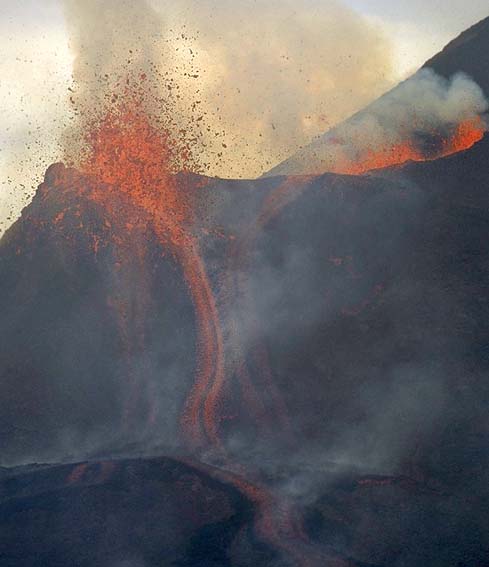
(270, 68, 489, 175)
(62, 0, 396, 177)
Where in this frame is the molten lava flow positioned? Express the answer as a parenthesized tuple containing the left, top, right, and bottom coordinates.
(440, 117, 486, 155)
(333, 117, 485, 175)
(339, 140, 425, 175)
(179, 246, 226, 450)
(76, 89, 226, 451)
(182, 458, 349, 567)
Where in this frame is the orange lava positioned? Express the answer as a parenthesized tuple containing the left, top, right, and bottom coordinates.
(183, 458, 348, 567)
(340, 139, 424, 175)
(81, 105, 189, 246)
(441, 117, 486, 155)
(335, 117, 485, 175)
(74, 86, 226, 451)
(180, 247, 225, 450)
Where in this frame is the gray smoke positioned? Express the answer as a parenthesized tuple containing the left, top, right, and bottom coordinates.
(269, 68, 489, 175)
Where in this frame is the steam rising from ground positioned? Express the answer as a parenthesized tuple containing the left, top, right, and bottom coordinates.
(270, 68, 489, 175)
(62, 0, 396, 178)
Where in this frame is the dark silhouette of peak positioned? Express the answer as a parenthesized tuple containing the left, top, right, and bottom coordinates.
(424, 16, 489, 94)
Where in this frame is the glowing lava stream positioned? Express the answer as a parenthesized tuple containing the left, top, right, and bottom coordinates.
(178, 240, 226, 450)
(330, 117, 485, 175)
(185, 173, 345, 566)
(77, 100, 226, 450)
(182, 457, 349, 567)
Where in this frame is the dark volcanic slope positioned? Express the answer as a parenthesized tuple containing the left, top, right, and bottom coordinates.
(424, 15, 489, 95)
(2, 139, 489, 474)
(0, 165, 199, 464)
(0, 457, 264, 567)
(1, 454, 487, 567)
(2, 136, 489, 565)
(256, 139, 489, 479)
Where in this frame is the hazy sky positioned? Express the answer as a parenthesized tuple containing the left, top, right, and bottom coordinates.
(0, 0, 488, 234)
(346, 0, 489, 73)
(346, 0, 489, 33)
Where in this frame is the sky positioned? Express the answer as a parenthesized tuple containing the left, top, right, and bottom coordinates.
(346, 0, 489, 72)
(346, 0, 489, 33)
(0, 0, 488, 235)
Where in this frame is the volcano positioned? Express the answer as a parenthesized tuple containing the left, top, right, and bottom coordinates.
(2, 136, 489, 565)
(2, 15, 489, 567)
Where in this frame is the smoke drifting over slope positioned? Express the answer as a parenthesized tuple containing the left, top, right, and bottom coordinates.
(269, 68, 489, 175)
(62, 0, 396, 177)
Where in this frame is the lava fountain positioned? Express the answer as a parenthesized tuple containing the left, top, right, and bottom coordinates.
(73, 80, 225, 451)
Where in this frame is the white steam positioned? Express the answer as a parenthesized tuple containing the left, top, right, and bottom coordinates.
(269, 68, 489, 176)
